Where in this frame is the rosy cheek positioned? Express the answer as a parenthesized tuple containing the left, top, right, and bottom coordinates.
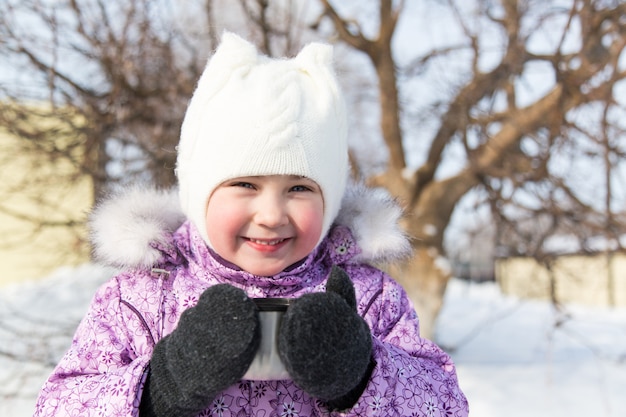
(296, 206, 324, 244)
(206, 201, 240, 245)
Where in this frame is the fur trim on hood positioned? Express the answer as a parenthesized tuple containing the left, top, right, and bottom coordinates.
(334, 183, 411, 262)
(90, 186, 187, 269)
(90, 183, 411, 269)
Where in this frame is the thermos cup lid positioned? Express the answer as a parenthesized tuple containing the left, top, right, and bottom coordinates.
(252, 298, 292, 312)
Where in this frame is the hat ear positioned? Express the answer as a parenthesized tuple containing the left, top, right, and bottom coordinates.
(213, 31, 260, 69)
(194, 31, 260, 102)
(294, 42, 333, 68)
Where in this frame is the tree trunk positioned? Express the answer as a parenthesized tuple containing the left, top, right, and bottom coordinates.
(388, 246, 449, 340)
(397, 171, 480, 339)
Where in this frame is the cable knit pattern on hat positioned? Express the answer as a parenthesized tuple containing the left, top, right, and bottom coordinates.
(176, 32, 349, 247)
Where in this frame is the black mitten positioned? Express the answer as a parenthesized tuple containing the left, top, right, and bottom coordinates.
(278, 266, 373, 410)
(139, 284, 260, 417)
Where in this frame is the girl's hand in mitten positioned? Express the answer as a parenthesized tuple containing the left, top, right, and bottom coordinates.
(278, 266, 374, 411)
(140, 284, 260, 417)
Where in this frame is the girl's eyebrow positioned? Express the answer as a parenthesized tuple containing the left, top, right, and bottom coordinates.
(290, 175, 314, 181)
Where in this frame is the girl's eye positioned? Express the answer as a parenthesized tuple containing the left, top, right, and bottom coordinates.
(291, 185, 312, 192)
(232, 182, 255, 189)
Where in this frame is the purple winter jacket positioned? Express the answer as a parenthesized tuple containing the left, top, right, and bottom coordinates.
(33, 185, 469, 417)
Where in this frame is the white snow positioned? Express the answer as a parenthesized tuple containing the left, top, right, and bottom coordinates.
(2, 264, 626, 417)
(437, 279, 626, 417)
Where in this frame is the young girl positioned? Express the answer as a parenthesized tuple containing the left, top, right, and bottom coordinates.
(33, 32, 469, 417)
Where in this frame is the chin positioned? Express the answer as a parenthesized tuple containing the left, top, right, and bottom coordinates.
(245, 265, 285, 277)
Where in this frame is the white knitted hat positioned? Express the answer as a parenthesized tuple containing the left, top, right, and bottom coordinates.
(176, 32, 349, 247)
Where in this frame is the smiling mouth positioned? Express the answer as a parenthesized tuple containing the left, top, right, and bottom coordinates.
(247, 238, 287, 246)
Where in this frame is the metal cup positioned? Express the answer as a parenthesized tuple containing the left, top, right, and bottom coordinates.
(243, 298, 292, 380)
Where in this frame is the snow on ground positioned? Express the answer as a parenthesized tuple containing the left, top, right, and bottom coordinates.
(1, 264, 626, 417)
(437, 279, 626, 417)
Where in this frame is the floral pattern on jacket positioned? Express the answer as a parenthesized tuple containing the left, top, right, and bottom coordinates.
(33, 188, 468, 417)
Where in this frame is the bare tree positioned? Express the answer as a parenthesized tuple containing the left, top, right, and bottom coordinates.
(314, 0, 626, 337)
(0, 0, 215, 277)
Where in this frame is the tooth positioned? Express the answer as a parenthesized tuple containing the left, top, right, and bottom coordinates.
(252, 239, 283, 245)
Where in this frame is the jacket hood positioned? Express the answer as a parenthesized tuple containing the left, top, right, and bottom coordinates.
(90, 183, 411, 269)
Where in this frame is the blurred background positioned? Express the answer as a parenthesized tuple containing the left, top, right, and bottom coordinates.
(1, 0, 625, 416)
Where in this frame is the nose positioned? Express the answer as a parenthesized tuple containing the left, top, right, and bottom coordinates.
(253, 193, 288, 228)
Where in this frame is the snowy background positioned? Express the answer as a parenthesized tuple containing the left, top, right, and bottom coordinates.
(1, 264, 625, 417)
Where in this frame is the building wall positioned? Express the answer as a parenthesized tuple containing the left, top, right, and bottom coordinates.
(0, 126, 92, 286)
(495, 253, 626, 307)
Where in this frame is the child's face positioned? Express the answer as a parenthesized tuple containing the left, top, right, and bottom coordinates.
(205, 175, 324, 276)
